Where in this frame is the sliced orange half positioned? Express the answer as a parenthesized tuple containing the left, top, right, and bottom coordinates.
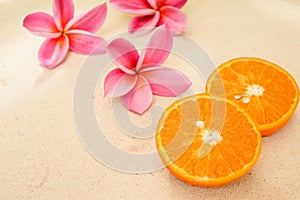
(206, 57, 299, 136)
(155, 94, 262, 186)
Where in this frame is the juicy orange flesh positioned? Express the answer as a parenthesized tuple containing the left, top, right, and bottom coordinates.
(158, 97, 259, 179)
(208, 60, 297, 126)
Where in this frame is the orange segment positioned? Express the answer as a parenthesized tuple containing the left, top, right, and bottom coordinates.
(206, 57, 299, 136)
(155, 94, 262, 186)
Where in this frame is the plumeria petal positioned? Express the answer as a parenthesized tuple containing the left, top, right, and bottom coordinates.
(107, 38, 139, 74)
(129, 11, 160, 35)
(140, 66, 192, 96)
(137, 25, 173, 70)
(147, 0, 157, 9)
(121, 76, 153, 114)
(110, 0, 155, 15)
(159, 6, 187, 34)
(67, 30, 107, 55)
(104, 68, 137, 97)
(38, 35, 69, 68)
(65, 3, 107, 33)
(23, 12, 61, 38)
(53, 0, 74, 30)
(156, 0, 187, 9)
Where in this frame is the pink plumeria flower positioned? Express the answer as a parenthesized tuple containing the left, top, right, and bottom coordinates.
(110, 0, 187, 35)
(23, 0, 107, 68)
(104, 26, 192, 114)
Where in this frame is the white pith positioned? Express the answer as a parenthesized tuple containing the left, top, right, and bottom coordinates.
(201, 129, 222, 146)
(234, 84, 265, 104)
